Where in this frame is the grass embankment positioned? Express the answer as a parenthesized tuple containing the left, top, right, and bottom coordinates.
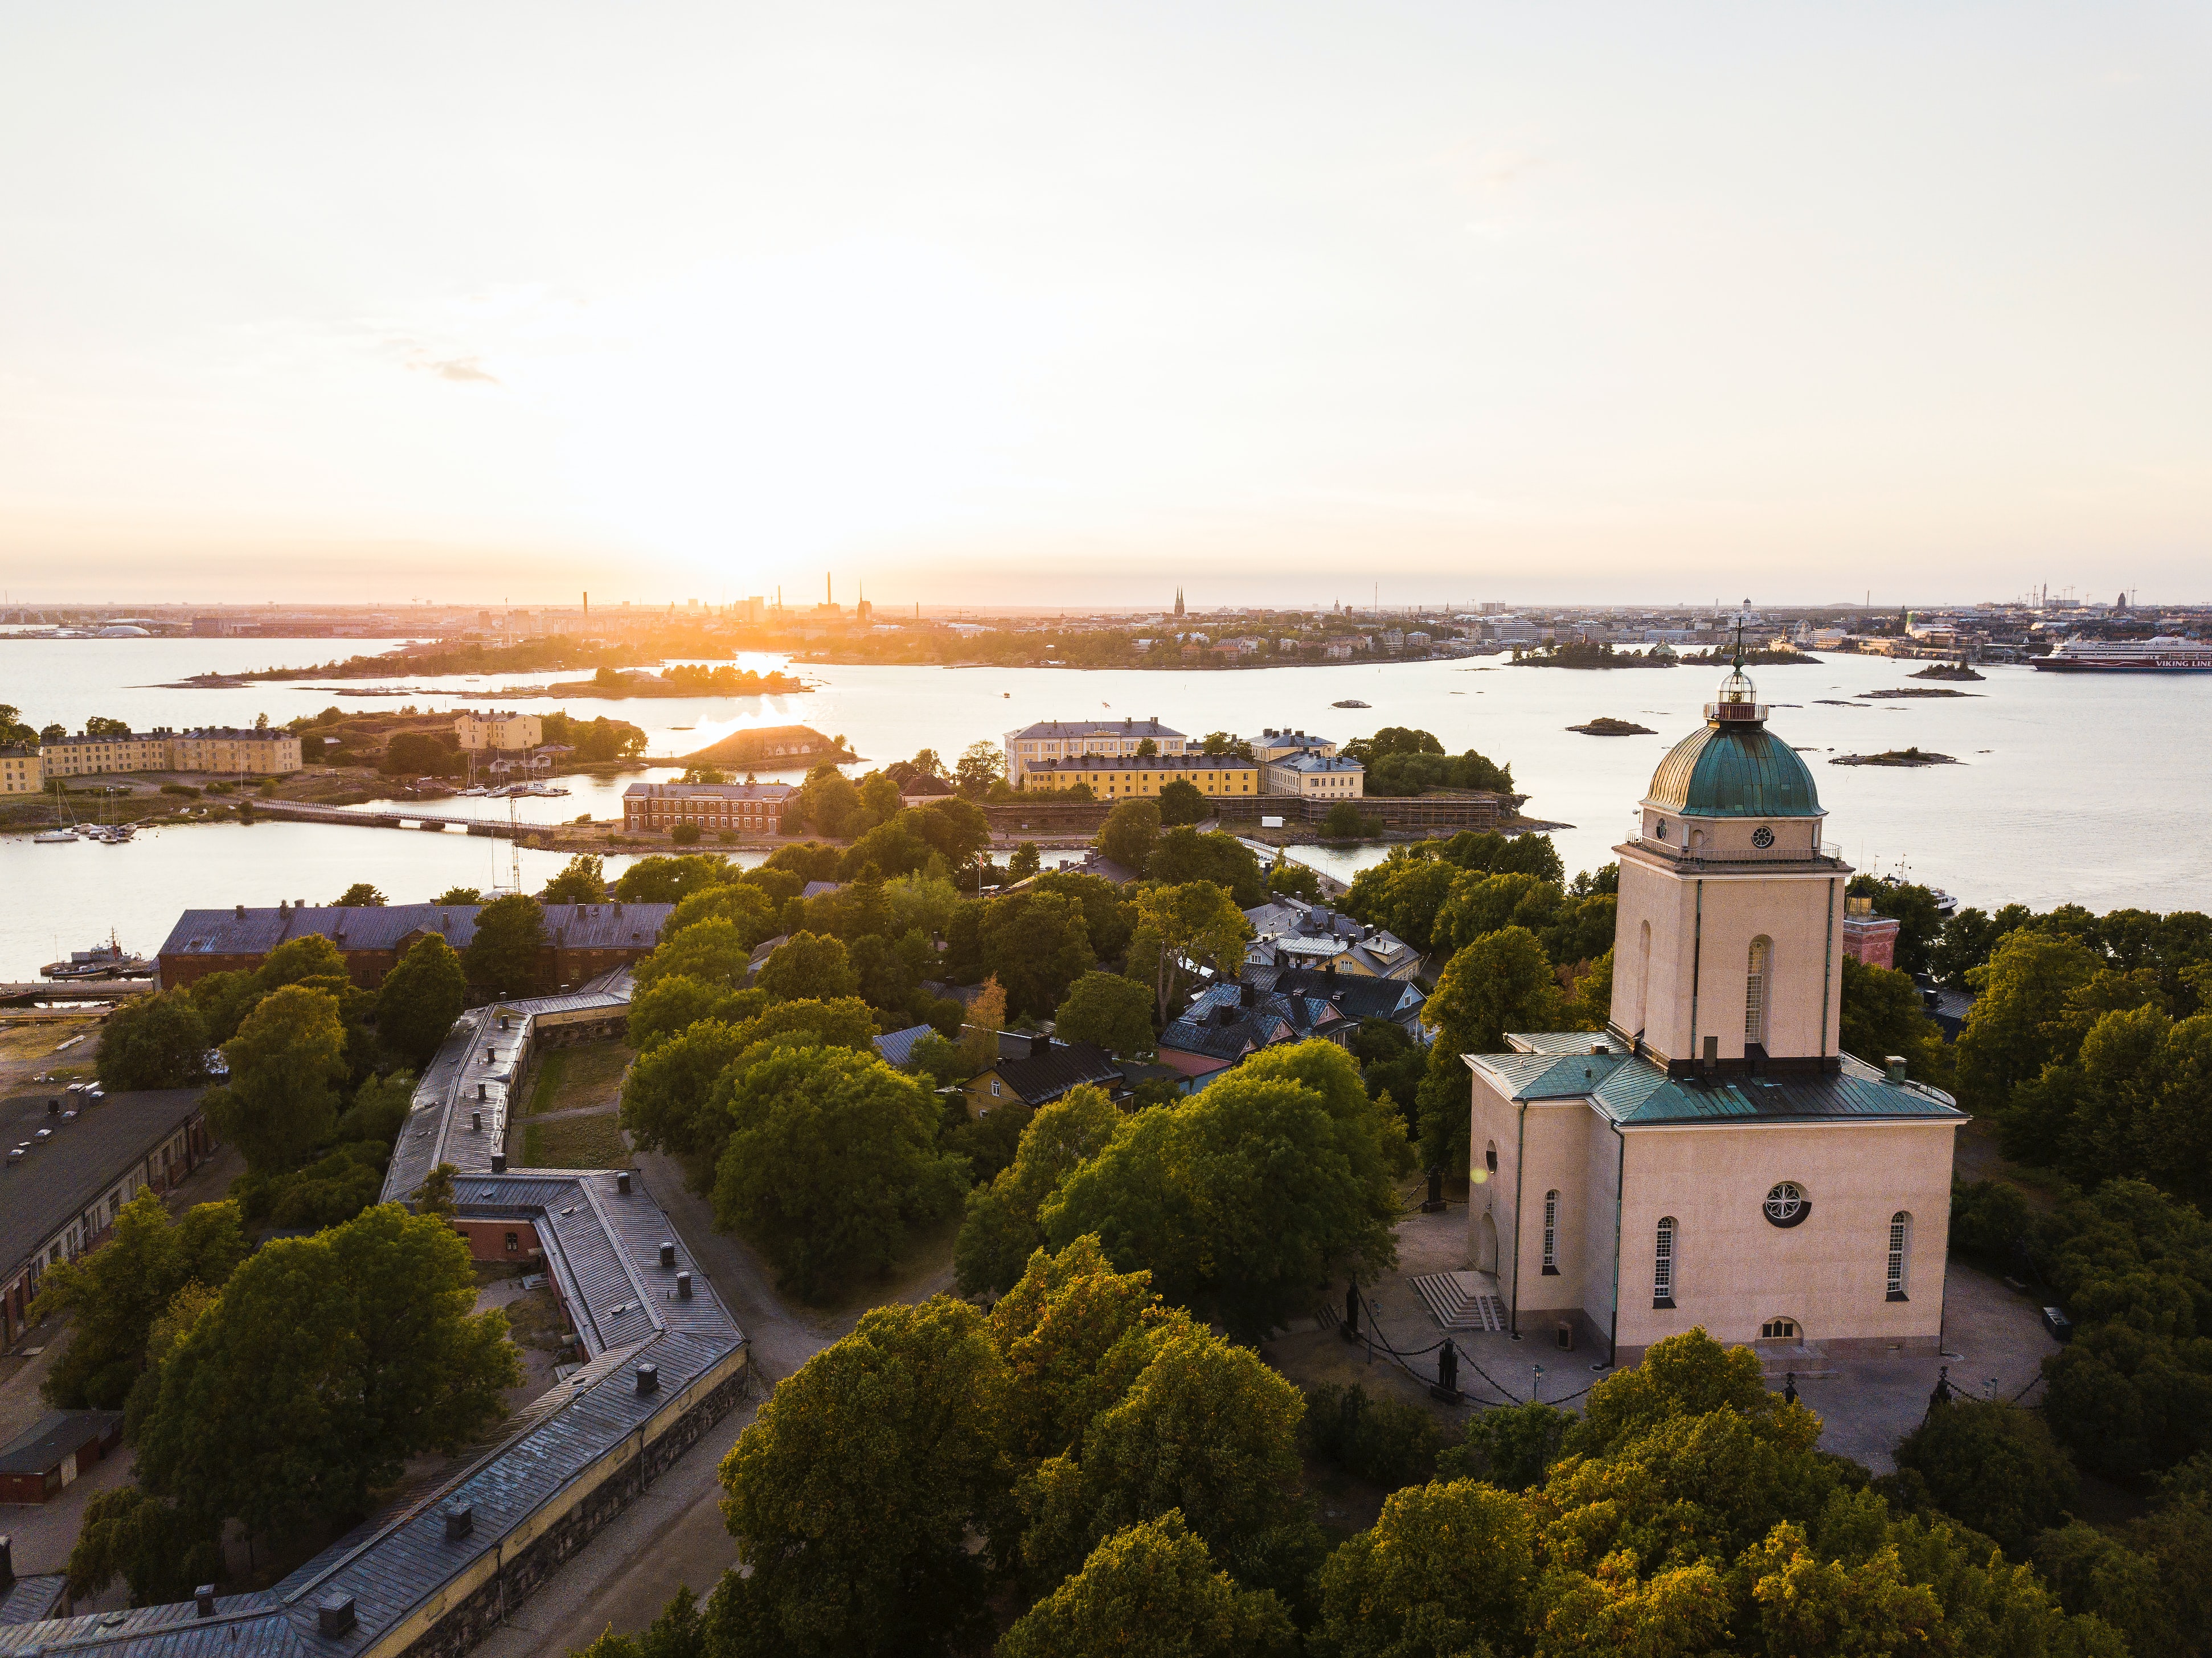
(517, 1042, 635, 1170)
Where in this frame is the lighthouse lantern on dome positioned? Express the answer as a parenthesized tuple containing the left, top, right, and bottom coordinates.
(1707, 604, 1768, 724)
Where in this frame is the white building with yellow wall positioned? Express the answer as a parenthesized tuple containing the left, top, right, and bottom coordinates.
(454, 710, 544, 752)
(1263, 752, 1364, 799)
(1459, 660, 1963, 1367)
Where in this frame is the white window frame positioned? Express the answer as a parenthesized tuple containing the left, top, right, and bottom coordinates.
(1542, 1190, 1559, 1272)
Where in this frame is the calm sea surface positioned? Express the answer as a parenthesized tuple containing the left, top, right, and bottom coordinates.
(2, 634, 2206, 980)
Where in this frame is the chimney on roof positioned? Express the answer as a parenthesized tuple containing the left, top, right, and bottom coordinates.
(235, 903, 245, 918)
(490, 1152, 506, 1173)
(195, 1585, 216, 1618)
(0, 1532, 11, 1587)
(659, 1241, 676, 1268)
(1239, 980, 1255, 1006)
(635, 1362, 659, 1395)
(443, 1503, 474, 1541)
(616, 1171, 632, 1194)
(317, 1595, 357, 1639)
(677, 1270, 693, 1300)
(1030, 1032, 1050, 1059)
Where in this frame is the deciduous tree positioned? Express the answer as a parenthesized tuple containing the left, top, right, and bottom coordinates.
(207, 984, 349, 1174)
(711, 1046, 966, 1297)
(375, 933, 467, 1068)
(541, 853, 607, 903)
(465, 893, 547, 993)
(1055, 971, 1157, 1057)
(711, 1296, 1010, 1656)
(1129, 881, 1251, 1027)
(664, 879, 779, 947)
(955, 1084, 1125, 1297)
(979, 890, 1097, 1018)
(1416, 926, 1560, 1172)
(96, 990, 210, 1091)
(1001, 1513, 1295, 1658)
(757, 930, 859, 1001)
(1097, 796, 1162, 874)
(333, 882, 387, 907)
(1311, 1479, 1534, 1658)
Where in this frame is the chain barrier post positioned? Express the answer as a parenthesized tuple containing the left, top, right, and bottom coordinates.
(1341, 1281, 1360, 1344)
(1431, 1339, 1463, 1404)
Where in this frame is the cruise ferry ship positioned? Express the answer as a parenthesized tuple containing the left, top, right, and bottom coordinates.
(2032, 635, 2212, 673)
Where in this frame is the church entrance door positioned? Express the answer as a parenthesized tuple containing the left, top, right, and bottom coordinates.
(1475, 1211, 1500, 1275)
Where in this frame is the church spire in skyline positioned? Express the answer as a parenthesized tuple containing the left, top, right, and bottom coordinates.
(1174, 587, 1184, 616)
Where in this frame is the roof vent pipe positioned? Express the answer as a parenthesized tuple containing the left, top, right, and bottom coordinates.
(490, 1152, 506, 1173)
(635, 1362, 659, 1395)
(616, 1172, 632, 1195)
(1885, 1055, 1909, 1083)
(659, 1241, 676, 1268)
(676, 1271, 693, 1300)
(317, 1595, 357, 1638)
(444, 1504, 474, 1541)
(195, 1586, 216, 1618)
(476, 1082, 486, 1101)
(471, 1111, 482, 1132)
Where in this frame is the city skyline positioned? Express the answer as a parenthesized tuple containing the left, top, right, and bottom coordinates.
(5, 3, 2209, 604)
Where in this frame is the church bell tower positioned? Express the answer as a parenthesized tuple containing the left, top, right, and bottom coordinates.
(1609, 634, 1849, 1075)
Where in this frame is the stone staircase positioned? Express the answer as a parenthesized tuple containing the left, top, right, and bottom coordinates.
(1410, 1271, 1508, 1332)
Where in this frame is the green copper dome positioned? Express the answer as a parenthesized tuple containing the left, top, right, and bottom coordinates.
(1646, 723, 1823, 817)
(1644, 663, 1822, 818)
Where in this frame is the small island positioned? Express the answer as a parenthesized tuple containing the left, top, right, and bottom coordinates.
(507, 664, 809, 699)
(1911, 663, 1986, 681)
(1567, 717, 1657, 736)
(1858, 687, 1978, 700)
(1514, 641, 1674, 670)
(1332, 698, 1370, 708)
(1830, 748, 1960, 767)
(677, 724, 854, 770)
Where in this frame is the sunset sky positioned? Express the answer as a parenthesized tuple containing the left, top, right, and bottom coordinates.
(3, 2, 2208, 607)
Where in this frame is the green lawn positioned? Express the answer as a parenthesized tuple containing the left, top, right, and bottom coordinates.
(520, 1111, 633, 1170)
(524, 1041, 633, 1117)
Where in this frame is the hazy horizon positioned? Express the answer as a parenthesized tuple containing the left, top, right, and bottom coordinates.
(5, 3, 2208, 606)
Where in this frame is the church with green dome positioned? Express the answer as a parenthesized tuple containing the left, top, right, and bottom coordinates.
(1453, 645, 1964, 1369)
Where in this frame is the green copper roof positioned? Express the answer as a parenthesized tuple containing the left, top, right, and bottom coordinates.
(1646, 722, 1822, 818)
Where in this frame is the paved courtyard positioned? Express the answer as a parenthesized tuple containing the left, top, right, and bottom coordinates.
(1346, 1202, 2061, 1473)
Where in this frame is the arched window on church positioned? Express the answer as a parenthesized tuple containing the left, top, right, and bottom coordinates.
(1653, 1216, 1676, 1308)
(1636, 920, 1651, 1033)
(1542, 1191, 1559, 1274)
(1887, 1211, 1912, 1301)
(1744, 936, 1772, 1049)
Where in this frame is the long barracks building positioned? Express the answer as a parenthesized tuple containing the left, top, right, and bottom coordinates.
(156, 901, 675, 994)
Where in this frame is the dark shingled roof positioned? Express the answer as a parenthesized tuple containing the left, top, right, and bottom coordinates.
(988, 1039, 1124, 1106)
(157, 902, 675, 961)
(0, 1410, 121, 1475)
(2, 1088, 204, 1280)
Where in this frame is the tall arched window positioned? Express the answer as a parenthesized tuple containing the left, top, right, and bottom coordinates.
(1542, 1190, 1559, 1274)
(1744, 936, 1772, 1047)
(1636, 920, 1652, 1032)
(1653, 1216, 1677, 1307)
(1887, 1211, 1912, 1300)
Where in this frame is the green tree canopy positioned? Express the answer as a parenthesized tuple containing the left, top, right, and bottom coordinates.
(712, 1296, 1011, 1656)
(1838, 953, 1949, 1082)
(1145, 828, 1265, 907)
(976, 889, 1097, 1018)
(333, 882, 387, 907)
(1156, 778, 1210, 826)
(1128, 880, 1251, 1027)
(374, 932, 468, 1069)
(1001, 1512, 1296, 1658)
(135, 1203, 519, 1536)
(1055, 971, 1157, 1058)
(757, 931, 859, 1002)
(956, 1084, 1126, 1297)
(711, 1045, 966, 1297)
(1311, 1479, 1534, 1658)
(1097, 796, 1162, 874)
(620, 1018, 753, 1165)
(464, 893, 547, 993)
(541, 853, 607, 903)
(1895, 1399, 2081, 1558)
(614, 853, 735, 904)
(96, 990, 210, 1091)
(626, 975, 767, 1051)
(207, 984, 349, 1173)
(30, 1193, 247, 1410)
(1416, 926, 1563, 1171)
(637, 916, 758, 992)
(1955, 928, 2106, 1113)
(1043, 1041, 1408, 1338)
(663, 879, 779, 948)
(1006, 839, 1043, 879)
(986, 1234, 1169, 1462)
(1020, 1320, 1321, 1601)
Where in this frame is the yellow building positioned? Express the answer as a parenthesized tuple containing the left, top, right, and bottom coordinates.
(1003, 717, 1187, 785)
(39, 730, 171, 778)
(1262, 753, 1364, 799)
(1459, 660, 1963, 1368)
(1023, 753, 1259, 800)
(167, 727, 303, 774)
(0, 745, 42, 794)
(1250, 727, 1338, 764)
(454, 710, 544, 752)
(38, 726, 302, 778)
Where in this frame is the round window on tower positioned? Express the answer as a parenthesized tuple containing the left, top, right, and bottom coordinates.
(1762, 1181, 1811, 1228)
(1752, 825, 1775, 849)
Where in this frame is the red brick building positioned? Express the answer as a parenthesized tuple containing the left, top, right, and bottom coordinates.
(622, 781, 793, 836)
